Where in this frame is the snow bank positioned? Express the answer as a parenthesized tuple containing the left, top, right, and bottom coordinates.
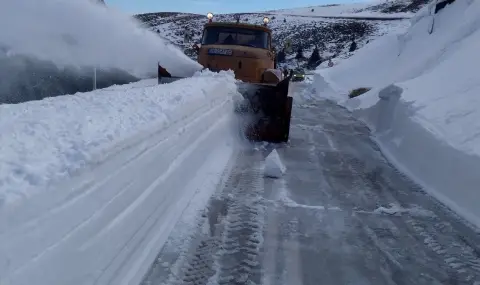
(0, 69, 238, 285)
(0, 70, 236, 207)
(316, 0, 480, 227)
(0, 0, 200, 78)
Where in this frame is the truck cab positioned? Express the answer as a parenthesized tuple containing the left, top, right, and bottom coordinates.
(195, 15, 280, 84)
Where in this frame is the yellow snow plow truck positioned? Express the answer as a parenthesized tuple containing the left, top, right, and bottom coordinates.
(157, 13, 293, 143)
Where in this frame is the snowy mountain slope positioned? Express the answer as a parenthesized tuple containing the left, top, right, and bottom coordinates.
(268, 0, 429, 18)
(141, 13, 408, 68)
(0, 70, 239, 285)
(135, 0, 427, 68)
(315, 0, 480, 227)
(0, 0, 200, 104)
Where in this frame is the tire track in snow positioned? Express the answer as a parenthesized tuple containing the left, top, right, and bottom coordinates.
(282, 218, 303, 285)
(145, 150, 266, 285)
(405, 218, 480, 283)
(140, 147, 240, 285)
(260, 204, 280, 285)
(208, 155, 265, 285)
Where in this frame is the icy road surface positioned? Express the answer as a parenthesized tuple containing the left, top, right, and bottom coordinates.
(142, 99, 480, 285)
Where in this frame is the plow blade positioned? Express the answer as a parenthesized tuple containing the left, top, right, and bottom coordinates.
(237, 78, 293, 143)
(158, 77, 183, 84)
(157, 64, 185, 84)
(157, 63, 293, 143)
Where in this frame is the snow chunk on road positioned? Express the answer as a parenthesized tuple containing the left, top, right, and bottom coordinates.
(264, 149, 286, 178)
(0, 70, 237, 207)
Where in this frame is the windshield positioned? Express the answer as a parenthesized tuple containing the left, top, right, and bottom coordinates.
(201, 26, 270, 49)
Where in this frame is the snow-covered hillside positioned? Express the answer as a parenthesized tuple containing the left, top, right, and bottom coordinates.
(315, 0, 480, 227)
(135, 0, 428, 70)
(0, 0, 200, 103)
(140, 13, 406, 70)
(269, 0, 429, 18)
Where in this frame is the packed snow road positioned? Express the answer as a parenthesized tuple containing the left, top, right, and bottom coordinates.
(142, 98, 480, 285)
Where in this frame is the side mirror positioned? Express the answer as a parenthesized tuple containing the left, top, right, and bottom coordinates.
(192, 43, 200, 53)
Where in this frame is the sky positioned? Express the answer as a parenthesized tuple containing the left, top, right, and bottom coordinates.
(105, 0, 371, 15)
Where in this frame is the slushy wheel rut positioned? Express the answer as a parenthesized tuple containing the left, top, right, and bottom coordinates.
(176, 151, 265, 285)
(216, 161, 265, 285)
(180, 238, 218, 285)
